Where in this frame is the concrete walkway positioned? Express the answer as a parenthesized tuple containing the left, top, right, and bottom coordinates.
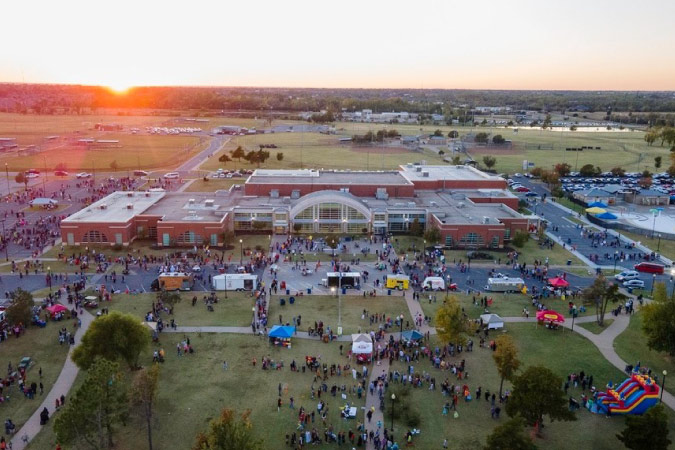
(365, 358, 390, 450)
(11, 304, 96, 450)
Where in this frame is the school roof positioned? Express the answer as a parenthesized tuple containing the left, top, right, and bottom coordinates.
(398, 164, 503, 182)
(62, 191, 165, 223)
(248, 169, 411, 186)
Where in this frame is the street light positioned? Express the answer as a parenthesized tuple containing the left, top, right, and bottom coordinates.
(399, 314, 404, 341)
(47, 266, 52, 294)
(661, 370, 667, 403)
(652, 274, 657, 296)
(657, 233, 662, 253)
(0, 219, 7, 261)
(239, 239, 243, 265)
(613, 250, 618, 274)
(4, 163, 9, 196)
(390, 393, 396, 432)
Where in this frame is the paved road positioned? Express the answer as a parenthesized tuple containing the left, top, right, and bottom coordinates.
(176, 136, 229, 173)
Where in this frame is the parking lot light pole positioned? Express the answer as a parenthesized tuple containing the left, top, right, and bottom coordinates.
(661, 370, 667, 403)
(399, 314, 404, 341)
(239, 239, 243, 266)
(652, 274, 657, 296)
(390, 393, 396, 432)
(47, 266, 52, 294)
(613, 251, 618, 274)
(4, 163, 9, 196)
(1, 219, 7, 261)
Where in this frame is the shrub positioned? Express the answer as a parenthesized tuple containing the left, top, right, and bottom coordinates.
(511, 230, 529, 248)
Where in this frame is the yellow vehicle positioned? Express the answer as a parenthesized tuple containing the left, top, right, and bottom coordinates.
(386, 274, 410, 290)
(154, 272, 194, 291)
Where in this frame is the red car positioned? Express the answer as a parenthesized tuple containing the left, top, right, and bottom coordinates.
(515, 186, 530, 192)
(634, 262, 665, 274)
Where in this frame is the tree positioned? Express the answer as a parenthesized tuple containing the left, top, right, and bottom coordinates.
(506, 365, 576, 429)
(192, 409, 263, 450)
(493, 334, 520, 397)
(451, 155, 462, 165)
(6, 288, 33, 326)
(642, 283, 675, 355)
(157, 290, 181, 308)
(542, 114, 552, 129)
(484, 417, 537, 450)
(423, 225, 441, 245)
(638, 177, 653, 189)
(132, 364, 161, 450)
(492, 134, 505, 145)
(448, 130, 459, 138)
(14, 172, 28, 190)
(438, 150, 445, 156)
(109, 160, 118, 173)
(231, 146, 245, 162)
(475, 132, 489, 144)
(435, 295, 470, 346)
(218, 154, 231, 164)
(570, 125, 578, 131)
(579, 164, 599, 177)
(408, 218, 423, 237)
(276, 152, 284, 161)
(655, 156, 663, 169)
(511, 230, 529, 248)
(581, 276, 627, 326)
(645, 129, 659, 146)
(54, 358, 129, 449)
(554, 163, 571, 177)
(433, 129, 443, 137)
(292, 223, 302, 234)
(482, 155, 497, 169)
(617, 404, 671, 450)
(72, 311, 150, 370)
(611, 167, 626, 177)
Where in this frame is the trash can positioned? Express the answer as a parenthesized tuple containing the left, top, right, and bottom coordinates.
(307, 288, 312, 294)
(387, 289, 392, 296)
(342, 287, 347, 295)
(289, 296, 295, 304)
(286, 289, 290, 295)
(566, 259, 572, 266)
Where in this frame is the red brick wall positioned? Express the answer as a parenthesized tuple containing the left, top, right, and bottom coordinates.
(244, 183, 415, 198)
(469, 197, 519, 210)
(156, 221, 227, 246)
(408, 179, 507, 190)
(61, 221, 133, 245)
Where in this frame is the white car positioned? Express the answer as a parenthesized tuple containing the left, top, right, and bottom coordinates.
(76, 172, 92, 179)
(615, 270, 639, 282)
(623, 279, 645, 289)
(25, 173, 40, 179)
(163, 172, 179, 179)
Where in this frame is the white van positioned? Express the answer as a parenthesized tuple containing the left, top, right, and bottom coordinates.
(422, 276, 445, 291)
(614, 270, 639, 282)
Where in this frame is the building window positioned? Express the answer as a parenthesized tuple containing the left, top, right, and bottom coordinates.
(274, 213, 288, 221)
(176, 231, 203, 244)
(295, 207, 314, 220)
(373, 213, 386, 222)
(162, 233, 170, 246)
(458, 232, 484, 246)
(445, 236, 453, 247)
(346, 207, 365, 220)
(148, 227, 157, 239)
(210, 234, 218, 246)
(318, 223, 339, 233)
(348, 223, 367, 233)
(67, 233, 74, 245)
(318, 203, 341, 220)
(490, 236, 500, 248)
(504, 228, 511, 240)
(234, 221, 252, 231)
(115, 233, 123, 245)
(82, 230, 108, 243)
(389, 222, 405, 232)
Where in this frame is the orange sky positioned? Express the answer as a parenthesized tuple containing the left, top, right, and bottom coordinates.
(2, 0, 674, 90)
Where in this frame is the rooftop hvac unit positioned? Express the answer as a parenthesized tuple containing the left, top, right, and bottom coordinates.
(283, 197, 291, 204)
(420, 160, 426, 165)
(188, 210, 196, 216)
(406, 163, 413, 168)
(291, 190, 300, 199)
(375, 188, 388, 200)
(188, 198, 195, 205)
(144, 193, 150, 197)
(416, 167, 422, 172)
(407, 202, 416, 207)
(126, 203, 133, 209)
(126, 192, 133, 197)
(270, 189, 279, 198)
(205, 199, 215, 207)
(430, 201, 438, 207)
(483, 217, 490, 224)
(340, 188, 349, 193)
(458, 202, 465, 208)
(422, 171, 429, 177)
(100, 204, 107, 210)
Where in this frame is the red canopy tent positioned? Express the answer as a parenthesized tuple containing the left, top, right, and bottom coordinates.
(548, 277, 569, 288)
(46, 304, 67, 317)
(536, 310, 565, 323)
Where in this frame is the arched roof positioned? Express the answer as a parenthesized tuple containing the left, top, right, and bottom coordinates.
(290, 190, 371, 220)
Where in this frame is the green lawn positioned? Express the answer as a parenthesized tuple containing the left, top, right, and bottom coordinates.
(200, 131, 446, 172)
(617, 229, 675, 262)
(577, 319, 614, 334)
(384, 324, 657, 449)
(614, 312, 675, 393)
(28, 333, 365, 450)
(101, 292, 258, 327)
(555, 197, 587, 215)
(0, 322, 70, 430)
(269, 294, 411, 335)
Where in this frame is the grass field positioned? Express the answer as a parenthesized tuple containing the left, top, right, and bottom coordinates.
(200, 131, 445, 172)
(577, 319, 614, 334)
(182, 178, 242, 192)
(0, 322, 70, 430)
(384, 324, 661, 449)
(268, 294, 411, 335)
(614, 312, 675, 393)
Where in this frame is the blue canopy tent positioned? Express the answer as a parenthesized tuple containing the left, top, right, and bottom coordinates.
(595, 212, 618, 220)
(269, 325, 295, 348)
(588, 201, 608, 208)
(401, 330, 424, 341)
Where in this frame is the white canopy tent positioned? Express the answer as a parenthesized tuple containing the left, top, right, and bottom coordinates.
(351, 333, 373, 362)
(479, 313, 505, 330)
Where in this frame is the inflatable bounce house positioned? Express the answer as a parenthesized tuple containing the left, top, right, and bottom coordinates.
(589, 371, 660, 415)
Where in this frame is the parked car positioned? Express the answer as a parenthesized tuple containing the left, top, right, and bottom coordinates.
(26, 169, 40, 175)
(615, 270, 640, 282)
(133, 170, 149, 177)
(76, 172, 92, 179)
(163, 172, 179, 179)
(515, 186, 530, 192)
(54, 170, 69, 177)
(525, 191, 538, 197)
(623, 279, 645, 289)
(633, 262, 665, 274)
(25, 172, 40, 179)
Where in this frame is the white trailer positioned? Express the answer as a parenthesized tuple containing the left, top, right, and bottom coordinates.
(323, 272, 361, 289)
(422, 276, 445, 291)
(485, 277, 525, 292)
(212, 273, 257, 291)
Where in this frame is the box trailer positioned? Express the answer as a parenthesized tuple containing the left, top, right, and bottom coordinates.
(386, 274, 410, 290)
(324, 272, 361, 289)
(153, 272, 194, 291)
(485, 277, 525, 293)
(422, 276, 445, 291)
(212, 273, 257, 291)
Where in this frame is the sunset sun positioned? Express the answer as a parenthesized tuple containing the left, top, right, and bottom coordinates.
(107, 83, 132, 94)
